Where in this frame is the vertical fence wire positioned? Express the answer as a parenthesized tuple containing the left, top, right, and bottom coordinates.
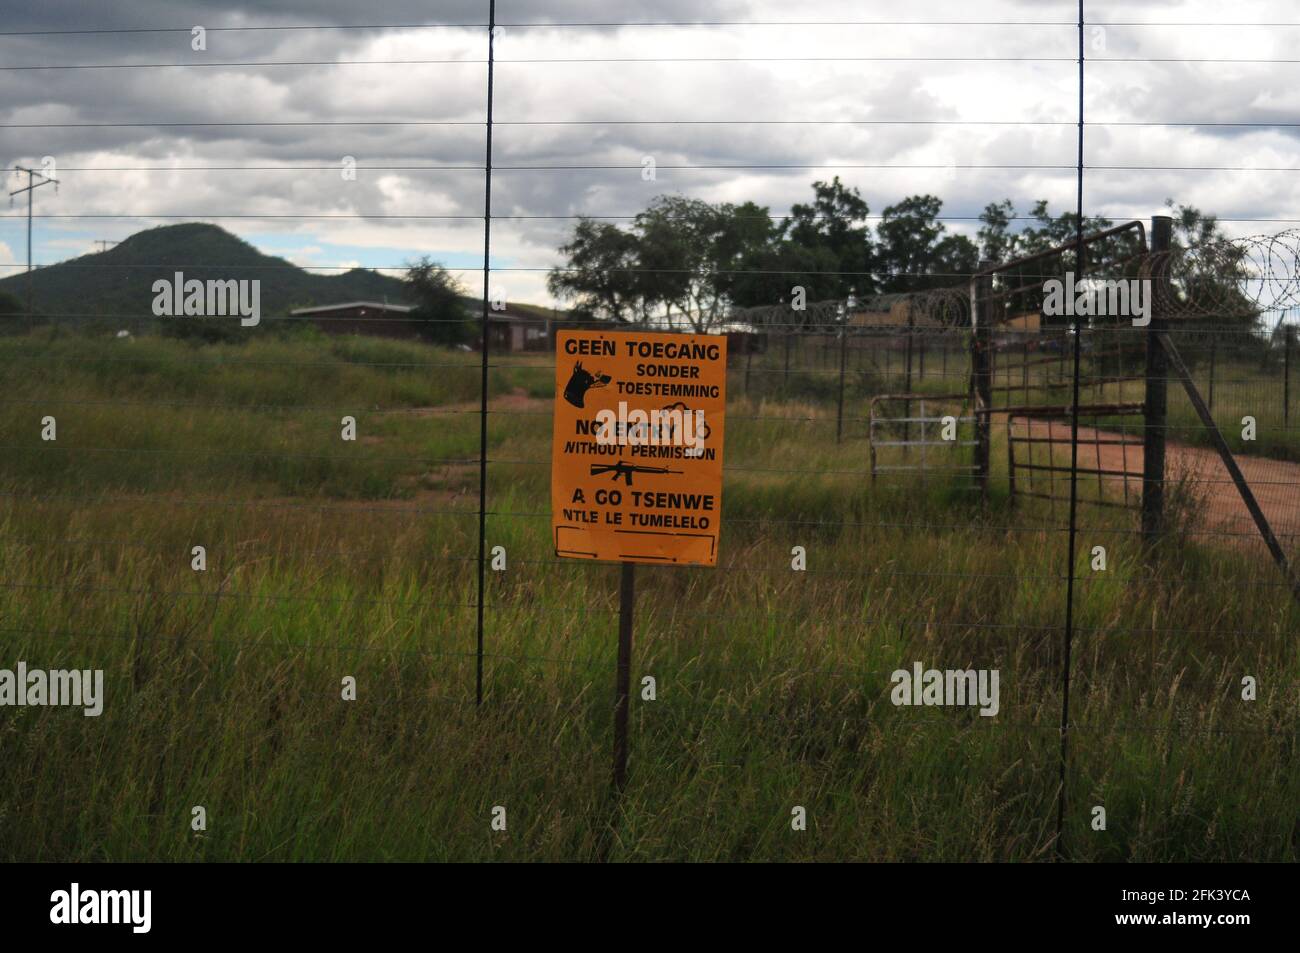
(1055, 0, 1086, 855)
(475, 2, 497, 706)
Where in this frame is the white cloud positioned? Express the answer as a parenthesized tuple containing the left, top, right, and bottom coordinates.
(2, 0, 1298, 307)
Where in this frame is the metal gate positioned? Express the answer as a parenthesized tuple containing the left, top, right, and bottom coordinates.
(868, 392, 978, 484)
(1004, 402, 1144, 509)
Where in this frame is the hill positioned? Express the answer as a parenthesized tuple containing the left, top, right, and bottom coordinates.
(0, 223, 413, 322)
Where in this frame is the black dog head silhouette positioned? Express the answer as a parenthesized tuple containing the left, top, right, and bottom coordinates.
(563, 361, 611, 408)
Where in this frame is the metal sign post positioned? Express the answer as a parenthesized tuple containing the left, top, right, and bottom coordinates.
(551, 328, 727, 790)
(612, 562, 635, 791)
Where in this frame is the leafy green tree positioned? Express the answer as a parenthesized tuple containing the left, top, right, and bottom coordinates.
(1163, 199, 1259, 337)
(633, 195, 780, 332)
(630, 198, 696, 327)
(546, 218, 644, 323)
(710, 201, 786, 309)
(932, 233, 980, 286)
(634, 196, 718, 332)
(549, 199, 780, 330)
(730, 241, 838, 326)
(1019, 200, 1114, 258)
(977, 200, 1020, 264)
(785, 176, 875, 299)
(404, 257, 471, 344)
(876, 195, 976, 291)
(992, 201, 1123, 325)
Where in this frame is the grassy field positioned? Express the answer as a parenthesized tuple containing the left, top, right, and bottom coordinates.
(0, 327, 1296, 861)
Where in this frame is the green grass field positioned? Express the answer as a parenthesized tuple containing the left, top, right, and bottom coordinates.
(0, 328, 1295, 861)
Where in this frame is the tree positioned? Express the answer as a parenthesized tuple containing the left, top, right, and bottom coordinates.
(932, 233, 980, 287)
(989, 201, 1122, 325)
(550, 197, 785, 331)
(633, 195, 734, 333)
(977, 199, 1020, 264)
(404, 257, 471, 344)
(1166, 199, 1225, 249)
(876, 195, 976, 292)
(546, 218, 643, 323)
(709, 200, 785, 310)
(978, 198, 1124, 266)
(631, 195, 789, 332)
(1019, 200, 1114, 258)
(1164, 199, 1259, 336)
(785, 177, 875, 300)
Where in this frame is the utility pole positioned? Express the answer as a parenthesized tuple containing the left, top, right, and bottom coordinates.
(9, 165, 59, 323)
(93, 240, 118, 253)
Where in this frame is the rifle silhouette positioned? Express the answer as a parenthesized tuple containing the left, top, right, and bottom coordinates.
(590, 461, 683, 486)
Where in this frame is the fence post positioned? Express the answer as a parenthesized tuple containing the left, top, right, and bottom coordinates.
(971, 261, 994, 495)
(1285, 324, 1293, 427)
(1141, 215, 1172, 545)
(904, 314, 915, 447)
(783, 329, 791, 392)
(836, 318, 848, 443)
(905, 313, 915, 393)
(1058, 326, 1066, 388)
(1207, 336, 1216, 412)
(612, 562, 635, 791)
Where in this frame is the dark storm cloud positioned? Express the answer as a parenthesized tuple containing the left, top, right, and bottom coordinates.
(2, 0, 1298, 299)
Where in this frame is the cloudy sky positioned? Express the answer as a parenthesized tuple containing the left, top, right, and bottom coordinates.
(2, 0, 1299, 306)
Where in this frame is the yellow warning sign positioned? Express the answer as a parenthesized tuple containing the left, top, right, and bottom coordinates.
(552, 329, 727, 566)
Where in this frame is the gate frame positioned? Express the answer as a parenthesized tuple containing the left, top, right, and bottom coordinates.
(967, 220, 1150, 500)
(868, 392, 978, 483)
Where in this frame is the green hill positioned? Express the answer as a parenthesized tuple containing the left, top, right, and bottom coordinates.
(0, 223, 413, 324)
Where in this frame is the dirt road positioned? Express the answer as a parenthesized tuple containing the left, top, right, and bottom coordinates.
(1009, 417, 1300, 546)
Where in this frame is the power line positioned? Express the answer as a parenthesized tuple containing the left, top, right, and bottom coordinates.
(8, 118, 1300, 128)
(10, 54, 1300, 71)
(0, 21, 1080, 38)
(7, 164, 59, 322)
(475, 4, 496, 707)
(7, 163, 1300, 176)
(7, 19, 1300, 38)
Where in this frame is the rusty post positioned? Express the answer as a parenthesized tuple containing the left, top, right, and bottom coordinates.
(1141, 215, 1172, 545)
(836, 320, 848, 443)
(613, 561, 635, 791)
(971, 261, 994, 495)
(1285, 324, 1293, 427)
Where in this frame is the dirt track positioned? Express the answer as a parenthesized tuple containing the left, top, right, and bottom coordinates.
(1009, 417, 1300, 547)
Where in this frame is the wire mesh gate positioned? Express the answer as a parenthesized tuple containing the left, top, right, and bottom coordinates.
(868, 393, 978, 484)
(1004, 403, 1145, 509)
(972, 221, 1152, 510)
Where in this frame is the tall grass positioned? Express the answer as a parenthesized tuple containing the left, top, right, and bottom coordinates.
(0, 331, 1295, 861)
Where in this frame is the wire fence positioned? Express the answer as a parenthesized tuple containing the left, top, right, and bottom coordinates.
(0, 3, 1297, 861)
